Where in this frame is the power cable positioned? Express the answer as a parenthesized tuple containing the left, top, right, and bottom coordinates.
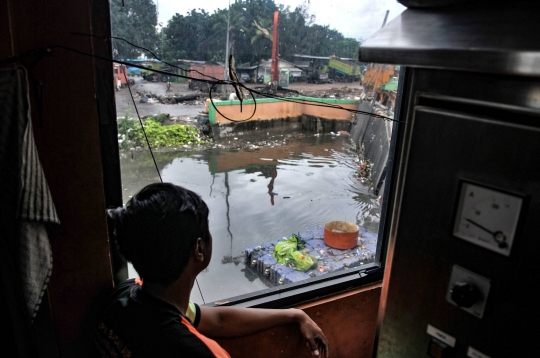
(72, 33, 222, 82)
(49, 42, 400, 123)
(119, 65, 207, 305)
(112, 35, 206, 301)
(120, 66, 162, 183)
(2, 43, 400, 305)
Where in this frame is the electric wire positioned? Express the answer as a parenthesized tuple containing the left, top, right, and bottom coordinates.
(50, 45, 212, 83)
(1, 44, 398, 305)
(89, 36, 396, 304)
(49, 43, 400, 123)
(50, 44, 261, 122)
(209, 80, 257, 121)
(0, 47, 212, 301)
(45, 43, 210, 302)
(119, 63, 207, 304)
(111, 32, 206, 303)
(110, 34, 205, 302)
(72, 32, 222, 82)
(120, 66, 162, 183)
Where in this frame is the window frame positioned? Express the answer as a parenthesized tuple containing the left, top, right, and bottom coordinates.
(99, 69, 406, 308)
(97, 0, 408, 305)
(205, 262, 383, 308)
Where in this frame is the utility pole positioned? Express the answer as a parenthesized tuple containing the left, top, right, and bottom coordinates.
(223, 0, 231, 97)
(270, 11, 279, 83)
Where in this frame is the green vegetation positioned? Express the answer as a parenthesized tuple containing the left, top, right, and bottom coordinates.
(151, 113, 170, 124)
(111, 0, 361, 63)
(117, 116, 206, 150)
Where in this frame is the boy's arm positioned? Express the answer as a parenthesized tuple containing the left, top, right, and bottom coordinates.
(197, 306, 329, 357)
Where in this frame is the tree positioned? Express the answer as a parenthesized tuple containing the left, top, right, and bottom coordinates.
(277, 5, 312, 61)
(158, 0, 359, 66)
(209, 6, 250, 63)
(332, 38, 361, 59)
(110, 0, 159, 60)
(251, 18, 273, 44)
(162, 9, 214, 61)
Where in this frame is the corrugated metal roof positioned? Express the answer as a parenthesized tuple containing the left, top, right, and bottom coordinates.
(293, 54, 330, 60)
(236, 64, 259, 69)
(236, 58, 302, 71)
(294, 54, 357, 61)
(177, 59, 222, 66)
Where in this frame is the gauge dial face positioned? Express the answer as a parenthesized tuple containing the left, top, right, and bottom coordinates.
(453, 182, 523, 256)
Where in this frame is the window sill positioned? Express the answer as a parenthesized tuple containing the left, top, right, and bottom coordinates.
(203, 263, 383, 309)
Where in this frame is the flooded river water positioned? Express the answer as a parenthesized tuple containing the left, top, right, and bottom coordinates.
(120, 133, 381, 304)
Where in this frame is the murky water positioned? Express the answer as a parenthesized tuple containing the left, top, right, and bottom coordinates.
(120, 134, 381, 304)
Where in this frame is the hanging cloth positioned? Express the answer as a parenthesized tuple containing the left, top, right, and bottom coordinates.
(0, 66, 60, 325)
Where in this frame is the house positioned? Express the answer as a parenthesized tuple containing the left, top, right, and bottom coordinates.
(177, 60, 225, 90)
(237, 58, 304, 84)
(293, 54, 330, 77)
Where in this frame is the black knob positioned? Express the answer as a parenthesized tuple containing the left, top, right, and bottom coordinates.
(450, 282, 481, 308)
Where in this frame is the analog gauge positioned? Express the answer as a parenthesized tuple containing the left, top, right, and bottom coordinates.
(453, 182, 523, 256)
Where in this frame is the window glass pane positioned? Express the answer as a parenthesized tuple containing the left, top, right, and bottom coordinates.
(110, 0, 405, 304)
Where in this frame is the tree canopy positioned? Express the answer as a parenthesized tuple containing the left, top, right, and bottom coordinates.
(110, 0, 159, 59)
(111, 0, 361, 64)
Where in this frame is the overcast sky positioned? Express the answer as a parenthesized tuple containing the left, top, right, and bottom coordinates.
(155, 0, 406, 41)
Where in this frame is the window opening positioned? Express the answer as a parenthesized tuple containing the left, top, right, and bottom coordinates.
(109, 0, 405, 306)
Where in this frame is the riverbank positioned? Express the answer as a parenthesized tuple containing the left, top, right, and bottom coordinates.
(114, 77, 365, 119)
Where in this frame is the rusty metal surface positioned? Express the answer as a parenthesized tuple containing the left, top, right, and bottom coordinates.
(217, 285, 382, 358)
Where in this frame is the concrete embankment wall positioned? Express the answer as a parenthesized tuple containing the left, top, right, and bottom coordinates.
(206, 97, 358, 139)
(350, 100, 393, 193)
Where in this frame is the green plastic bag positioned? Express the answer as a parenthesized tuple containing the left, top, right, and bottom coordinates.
(273, 234, 317, 272)
(273, 236, 297, 265)
(288, 251, 316, 271)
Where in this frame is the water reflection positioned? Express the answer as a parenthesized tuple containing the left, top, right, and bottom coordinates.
(120, 135, 381, 303)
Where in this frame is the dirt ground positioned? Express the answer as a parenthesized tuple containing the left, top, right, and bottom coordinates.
(114, 77, 206, 119)
(275, 81, 364, 98)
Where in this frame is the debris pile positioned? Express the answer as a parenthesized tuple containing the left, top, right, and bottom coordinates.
(244, 226, 378, 286)
(136, 90, 203, 105)
(356, 159, 374, 184)
(297, 86, 364, 100)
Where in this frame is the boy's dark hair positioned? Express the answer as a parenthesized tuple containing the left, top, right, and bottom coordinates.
(107, 183, 210, 285)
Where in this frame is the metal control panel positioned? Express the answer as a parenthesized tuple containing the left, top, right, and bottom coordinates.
(445, 265, 490, 318)
(373, 68, 540, 357)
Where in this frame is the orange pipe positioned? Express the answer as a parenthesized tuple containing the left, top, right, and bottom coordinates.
(271, 11, 279, 82)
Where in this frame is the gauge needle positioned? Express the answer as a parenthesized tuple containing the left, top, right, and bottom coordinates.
(465, 218, 508, 248)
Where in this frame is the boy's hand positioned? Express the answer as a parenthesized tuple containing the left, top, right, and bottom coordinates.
(294, 309, 329, 357)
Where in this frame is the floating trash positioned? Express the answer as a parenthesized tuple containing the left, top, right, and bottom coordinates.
(244, 227, 378, 286)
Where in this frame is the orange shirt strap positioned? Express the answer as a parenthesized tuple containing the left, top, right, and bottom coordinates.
(180, 316, 231, 358)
